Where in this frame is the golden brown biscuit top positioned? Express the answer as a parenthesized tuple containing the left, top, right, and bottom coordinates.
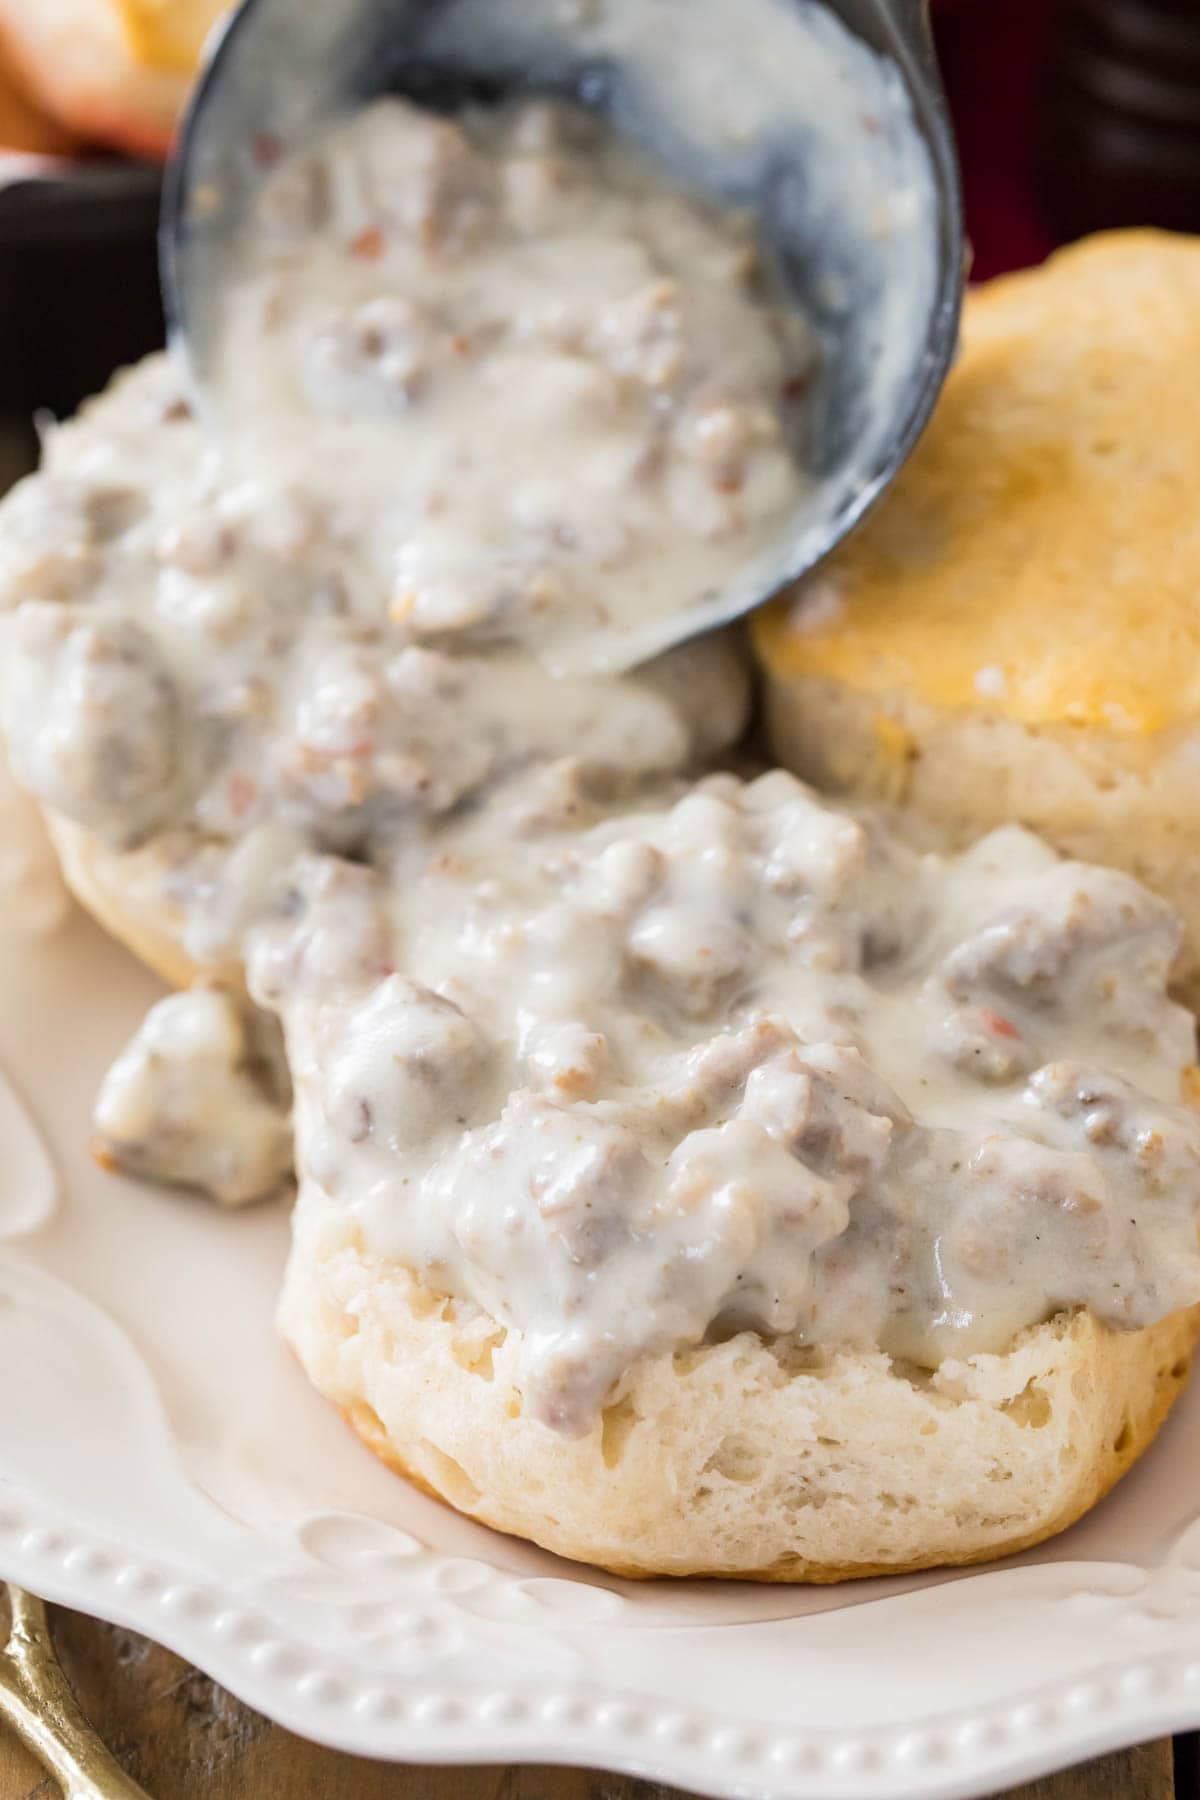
(755, 230, 1200, 736)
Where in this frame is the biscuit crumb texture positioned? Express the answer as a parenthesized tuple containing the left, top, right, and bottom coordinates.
(281, 1191, 1200, 1581)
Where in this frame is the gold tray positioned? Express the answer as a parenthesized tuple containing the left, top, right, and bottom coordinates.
(0, 1584, 151, 1799)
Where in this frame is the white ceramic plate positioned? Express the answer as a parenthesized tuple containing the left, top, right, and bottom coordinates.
(2, 766, 1200, 1800)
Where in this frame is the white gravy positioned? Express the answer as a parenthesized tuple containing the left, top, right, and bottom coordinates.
(183, 0, 939, 671)
(0, 73, 1198, 1440)
(92, 984, 294, 1207)
(0, 353, 748, 969)
(252, 768, 1200, 1434)
(215, 97, 813, 674)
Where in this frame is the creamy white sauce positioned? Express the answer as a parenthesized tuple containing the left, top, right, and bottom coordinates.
(0, 354, 748, 975)
(93, 984, 293, 1207)
(256, 767, 1200, 1434)
(214, 97, 812, 674)
(413, 0, 939, 473)
(0, 52, 1196, 1440)
(182, 0, 939, 670)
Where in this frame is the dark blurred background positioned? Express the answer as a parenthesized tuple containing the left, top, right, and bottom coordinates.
(937, 0, 1200, 280)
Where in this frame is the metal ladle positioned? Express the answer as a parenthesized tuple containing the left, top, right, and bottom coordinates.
(163, 0, 963, 667)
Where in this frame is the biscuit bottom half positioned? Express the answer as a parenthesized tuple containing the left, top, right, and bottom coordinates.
(281, 1186, 1200, 1582)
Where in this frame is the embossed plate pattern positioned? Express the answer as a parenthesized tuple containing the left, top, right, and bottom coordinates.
(2, 762, 1200, 1800)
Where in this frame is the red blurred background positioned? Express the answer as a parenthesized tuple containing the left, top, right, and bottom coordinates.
(934, 0, 1056, 279)
(935, 0, 1200, 280)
